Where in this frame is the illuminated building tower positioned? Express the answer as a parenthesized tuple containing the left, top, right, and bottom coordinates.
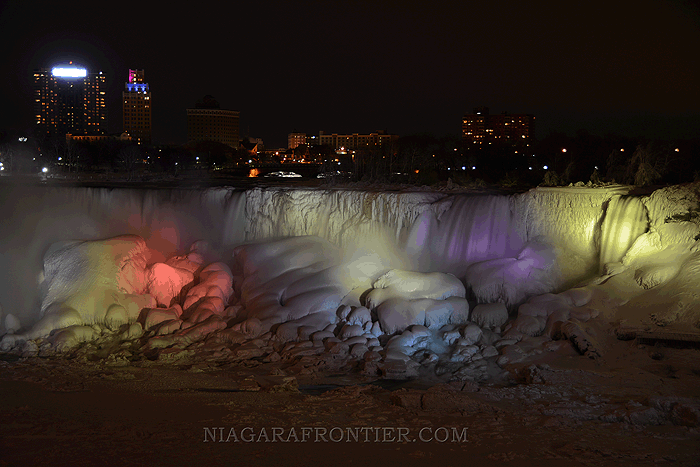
(122, 69, 152, 145)
(33, 63, 107, 139)
(186, 95, 239, 149)
(462, 107, 534, 148)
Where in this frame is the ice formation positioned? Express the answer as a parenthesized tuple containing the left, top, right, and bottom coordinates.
(0, 182, 698, 381)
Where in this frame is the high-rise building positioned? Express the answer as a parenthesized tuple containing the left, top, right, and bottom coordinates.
(122, 69, 152, 145)
(34, 63, 107, 139)
(462, 107, 534, 147)
(186, 95, 239, 149)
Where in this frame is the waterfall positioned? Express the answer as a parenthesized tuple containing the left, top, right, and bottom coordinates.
(0, 183, 645, 327)
(0, 184, 248, 324)
(407, 195, 524, 277)
(599, 195, 648, 271)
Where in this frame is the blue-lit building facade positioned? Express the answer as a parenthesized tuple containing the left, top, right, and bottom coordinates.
(122, 69, 152, 145)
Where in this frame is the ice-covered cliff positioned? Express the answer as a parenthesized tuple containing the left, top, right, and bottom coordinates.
(1, 182, 698, 341)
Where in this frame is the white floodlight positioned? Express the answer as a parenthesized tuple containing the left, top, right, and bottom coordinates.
(52, 67, 87, 78)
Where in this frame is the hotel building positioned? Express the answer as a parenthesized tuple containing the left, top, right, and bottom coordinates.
(462, 107, 534, 147)
(317, 130, 398, 151)
(123, 69, 152, 145)
(34, 63, 107, 139)
(186, 95, 239, 149)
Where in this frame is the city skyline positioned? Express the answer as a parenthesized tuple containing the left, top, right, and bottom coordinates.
(1, 1, 698, 148)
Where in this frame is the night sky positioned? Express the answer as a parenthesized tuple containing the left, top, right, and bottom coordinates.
(0, 0, 698, 148)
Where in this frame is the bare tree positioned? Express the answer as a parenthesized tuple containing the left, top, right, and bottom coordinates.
(626, 143, 670, 186)
(47, 139, 79, 173)
(0, 143, 14, 172)
(117, 145, 142, 180)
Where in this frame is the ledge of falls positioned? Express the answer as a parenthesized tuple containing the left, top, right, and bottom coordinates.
(1, 182, 698, 382)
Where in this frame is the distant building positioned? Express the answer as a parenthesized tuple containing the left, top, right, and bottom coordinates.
(317, 130, 398, 151)
(66, 132, 131, 143)
(462, 107, 534, 147)
(288, 133, 321, 149)
(33, 63, 107, 139)
(288, 133, 307, 150)
(186, 96, 239, 149)
(122, 69, 152, 145)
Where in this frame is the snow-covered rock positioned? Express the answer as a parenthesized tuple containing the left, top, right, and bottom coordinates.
(346, 306, 371, 326)
(470, 302, 509, 328)
(4, 313, 21, 334)
(366, 269, 465, 310)
(1, 236, 157, 349)
(376, 295, 470, 334)
(2, 182, 700, 364)
(146, 263, 194, 307)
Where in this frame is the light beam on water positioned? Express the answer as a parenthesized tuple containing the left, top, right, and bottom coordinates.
(599, 196, 649, 272)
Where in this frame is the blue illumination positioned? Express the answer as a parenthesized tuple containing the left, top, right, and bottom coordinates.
(126, 83, 149, 92)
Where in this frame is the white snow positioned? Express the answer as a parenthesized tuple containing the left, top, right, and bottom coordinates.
(470, 302, 509, 329)
(366, 269, 465, 309)
(0, 182, 698, 376)
(4, 313, 21, 334)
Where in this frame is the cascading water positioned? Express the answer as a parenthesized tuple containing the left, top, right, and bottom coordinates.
(419, 195, 524, 276)
(0, 184, 247, 325)
(599, 195, 649, 272)
(403, 194, 549, 307)
(0, 183, 652, 331)
(4, 180, 700, 388)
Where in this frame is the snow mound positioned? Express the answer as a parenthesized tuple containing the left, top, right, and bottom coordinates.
(470, 302, 508, 329)
(366, 269, 465, 310)
(146, 263, 195, 307)
(376, 297, 469, 335)
(1, 235, 158, 349)
(4, 313, 21, 334)
(0, 235, 238, 353)
(229, 236, 349, 342)
(465, 240, 558, 308)
(509, 290, 598, 338)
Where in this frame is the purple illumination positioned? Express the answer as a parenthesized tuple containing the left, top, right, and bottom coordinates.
(419, 195, 524, 274)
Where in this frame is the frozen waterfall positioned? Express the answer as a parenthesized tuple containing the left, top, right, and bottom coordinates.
(0, 183, 670, 334)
